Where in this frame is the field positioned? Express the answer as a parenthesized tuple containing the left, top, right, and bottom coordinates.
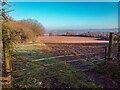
(12, 36, 120, 88)
(37, 36, 109, 43)
(37, 36, 119, 88)
(37, 36, 109, 61)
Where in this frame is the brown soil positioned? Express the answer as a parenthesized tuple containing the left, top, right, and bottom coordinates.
(37, 36, 109, 44)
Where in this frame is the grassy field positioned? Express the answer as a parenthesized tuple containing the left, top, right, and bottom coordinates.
(12, 42, 99, 88)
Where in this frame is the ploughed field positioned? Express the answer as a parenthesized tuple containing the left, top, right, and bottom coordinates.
(37, 36, 109, 66)
(38, 36, 109, 44)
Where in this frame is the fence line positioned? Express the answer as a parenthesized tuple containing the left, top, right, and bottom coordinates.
(13, 55, 65, 74)
(13, 58, 104, 73)
(13, 46, 106, 77)
(31, 52, 101, 61)
(13, 46, 106, 56)
(12, 44, 108, 87)
(14, 52, 100, 65)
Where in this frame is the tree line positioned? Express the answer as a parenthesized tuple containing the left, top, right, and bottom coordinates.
(3, 18, 46, 44)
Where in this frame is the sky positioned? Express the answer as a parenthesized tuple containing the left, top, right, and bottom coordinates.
(9, 2, 118, 31)
(8, 0, 120, 2)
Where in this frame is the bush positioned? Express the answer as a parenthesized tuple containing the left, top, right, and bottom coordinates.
(4, 19, 46, 44)
(49, 32, 53, 36)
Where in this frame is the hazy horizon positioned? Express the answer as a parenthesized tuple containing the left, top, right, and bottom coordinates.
(45, 28, 118, 35)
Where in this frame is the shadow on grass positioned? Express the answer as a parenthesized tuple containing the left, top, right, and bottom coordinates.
(12, 42, 99, 88)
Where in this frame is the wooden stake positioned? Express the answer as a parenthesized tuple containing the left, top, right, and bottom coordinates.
(108, 32, 114, 60)
(117, 33, 120, 62)
(64, 50, 67, 71)
(104, 46, 107, 64)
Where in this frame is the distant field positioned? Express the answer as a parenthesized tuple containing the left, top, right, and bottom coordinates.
(36, 36, 109, 61)
(37, 36, 109, 43)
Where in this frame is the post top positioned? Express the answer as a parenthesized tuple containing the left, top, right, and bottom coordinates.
(110, 32, 114, 34)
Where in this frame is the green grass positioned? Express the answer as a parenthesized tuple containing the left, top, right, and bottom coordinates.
(79, 58, 105, 70)
(12, 42, 98, 88)
(13, 42, 42, 54)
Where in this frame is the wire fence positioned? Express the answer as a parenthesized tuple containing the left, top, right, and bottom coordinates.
(11, 46, 107, 87)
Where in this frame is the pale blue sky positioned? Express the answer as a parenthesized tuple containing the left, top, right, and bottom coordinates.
(9, 2, 118, 31)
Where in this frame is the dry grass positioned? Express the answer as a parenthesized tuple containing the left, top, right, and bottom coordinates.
(32, 43, 51, 51)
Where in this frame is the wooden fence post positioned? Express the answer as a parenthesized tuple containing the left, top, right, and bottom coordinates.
(117, 34, 120, 62)
(104, 46, 107, 64)
(108, 32, 114, 60)
(64, 50, 67, 71)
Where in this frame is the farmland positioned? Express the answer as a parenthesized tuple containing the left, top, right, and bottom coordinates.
(12, 39, 99, 88)
(36, 36, 119, 88)
(37, 36, 109, 60)
(6, 36, 120, 88)
(37, 36, 109, 44)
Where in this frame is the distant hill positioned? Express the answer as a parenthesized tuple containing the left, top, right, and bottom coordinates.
(46, 28, 118, 35)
